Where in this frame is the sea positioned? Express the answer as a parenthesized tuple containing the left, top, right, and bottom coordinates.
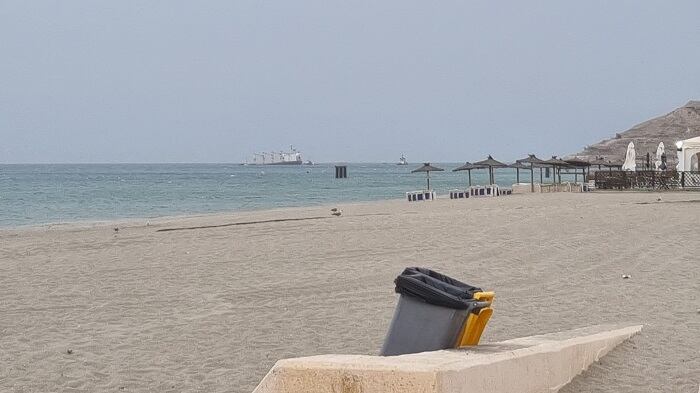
(0, 163, 564, 228)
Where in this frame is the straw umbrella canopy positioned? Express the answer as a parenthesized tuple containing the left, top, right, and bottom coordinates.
(473, 155, 507, 185)
(603, 159, 624, 171)
(588, 156, 623, 172)
(564, 158, 591, 181)
(516, 154, 547, 192)
(565, 158, 591, 167)
(508, 162, 530, 184)
(588, 156, 606, 170)
(453, 162, 479, 186)
(542, 156, 571, 183)
(411, 163, 444, 190)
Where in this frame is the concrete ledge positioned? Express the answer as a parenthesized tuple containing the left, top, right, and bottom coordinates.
(253, 324, 642, 393)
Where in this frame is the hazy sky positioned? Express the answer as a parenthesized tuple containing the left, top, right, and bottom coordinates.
(1, 1, 699, 163)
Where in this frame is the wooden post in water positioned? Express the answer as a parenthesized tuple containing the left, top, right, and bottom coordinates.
(335, 165, 347, 179)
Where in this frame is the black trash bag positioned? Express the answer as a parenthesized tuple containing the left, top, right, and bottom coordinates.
(394, 267, 482, 309)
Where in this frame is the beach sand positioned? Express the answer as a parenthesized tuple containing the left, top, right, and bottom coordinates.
(1, 192, 698, 392)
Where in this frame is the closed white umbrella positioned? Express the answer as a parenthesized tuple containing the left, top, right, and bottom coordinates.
(654, 142, 665, 170)
(622, 142, 636, 171)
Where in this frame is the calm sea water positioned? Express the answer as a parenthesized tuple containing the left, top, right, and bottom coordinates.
(0, 163, 568, 228)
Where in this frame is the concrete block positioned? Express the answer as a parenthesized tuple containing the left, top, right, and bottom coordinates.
(253, 324, 641, 393)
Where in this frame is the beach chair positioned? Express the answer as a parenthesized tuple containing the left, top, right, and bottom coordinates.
(449, 190, 469, 199)
(406, 190, 436, 202)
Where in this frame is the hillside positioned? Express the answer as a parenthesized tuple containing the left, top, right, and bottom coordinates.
(571, 101, 700, 165)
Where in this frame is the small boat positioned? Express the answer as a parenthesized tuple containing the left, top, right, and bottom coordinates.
(397, 154, 408, 165)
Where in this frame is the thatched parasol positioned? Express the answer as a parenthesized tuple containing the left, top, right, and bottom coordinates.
(411, 163, 444, 190)
(589, 156, 623, 172)
(565, 158, 591, 168)
(516, 154, 547, 192)
(542, 156, 571, 183)
(473, 155, 507, 185)
(564, 158, 591, 182)
(452, 162, 479, 186)
(508, 162, 529, 184)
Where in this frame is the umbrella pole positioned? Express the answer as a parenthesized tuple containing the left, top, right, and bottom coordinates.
(540, 167, 543, 184)
(530, 165, 534, 192)
(427, 171, 430, 190)
(516, 168, 520, 183)
(468, 171, 472, 187)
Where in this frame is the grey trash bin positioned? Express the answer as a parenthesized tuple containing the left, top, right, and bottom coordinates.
(380, 267, 485, 356)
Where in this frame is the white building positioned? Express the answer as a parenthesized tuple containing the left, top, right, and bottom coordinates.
(676, 136, 700, 171)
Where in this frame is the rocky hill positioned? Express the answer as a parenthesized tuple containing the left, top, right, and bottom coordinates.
(571, 101, 700, 165)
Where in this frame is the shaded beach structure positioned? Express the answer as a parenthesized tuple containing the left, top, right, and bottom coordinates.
(408, 163, 443, 201)
(563, 158, 591, 182)
(472, 155, 507, 185)
(452, 161, 479, 186)
(588, 156, 624, 172)
(451, 162, 510, 198)
(411, 162, 444, 190)
(516, 154, 547, 192)
(542, 156, 572, 184)
(508, 161, 530, 184)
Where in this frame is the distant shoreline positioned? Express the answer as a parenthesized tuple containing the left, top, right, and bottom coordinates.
(0, 196, 407, 232)
(0, 163, 533, 228)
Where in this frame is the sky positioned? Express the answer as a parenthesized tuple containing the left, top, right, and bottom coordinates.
(1, 1, 699, 164)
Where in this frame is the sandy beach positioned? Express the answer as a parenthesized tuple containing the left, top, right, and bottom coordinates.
(1, 192, 698, 392)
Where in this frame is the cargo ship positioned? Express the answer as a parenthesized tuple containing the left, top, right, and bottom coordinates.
(249, 146, 303, 165)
